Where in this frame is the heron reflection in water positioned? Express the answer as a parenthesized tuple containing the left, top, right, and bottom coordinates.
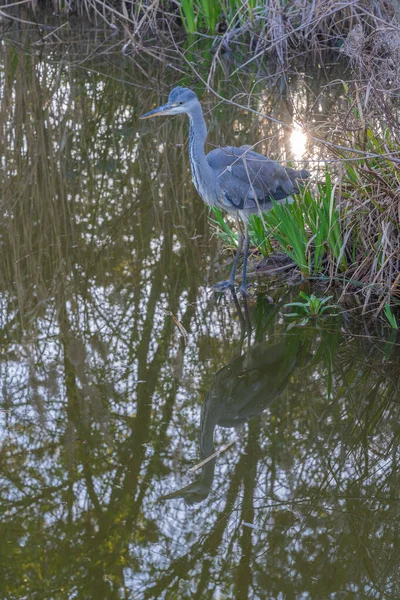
(159, 294, 308, 505)
(140, 88, 309, 295)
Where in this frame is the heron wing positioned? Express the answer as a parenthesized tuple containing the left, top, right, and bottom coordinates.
(207, 146, 309, 212)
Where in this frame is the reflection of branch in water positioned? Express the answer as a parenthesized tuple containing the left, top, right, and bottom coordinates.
(230, 289, 252, 347)
(188, 440, 236, 474)
(160, 298, 305, 505)
(145, 450, 249, 599)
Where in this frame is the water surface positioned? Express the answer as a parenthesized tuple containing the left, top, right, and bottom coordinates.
(0, 28, 399, 600)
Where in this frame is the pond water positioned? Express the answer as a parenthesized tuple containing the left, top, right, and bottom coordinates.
(0, 26, 399, 600)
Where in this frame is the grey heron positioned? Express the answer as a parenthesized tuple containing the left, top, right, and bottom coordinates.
(140, 87, 309, 295)
(158, 305, 306, 505)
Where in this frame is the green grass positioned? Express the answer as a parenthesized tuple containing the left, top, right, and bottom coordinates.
(284, 291, 340, 328)
(180, 0, 229, 33)
(248, 214, 273, 258)
(180, 0, 197, 33)
(211, 170, 347, 279)
(384, 303, 398, 330)
(210, 207, 238, 248)
(262, 169, 347, 276)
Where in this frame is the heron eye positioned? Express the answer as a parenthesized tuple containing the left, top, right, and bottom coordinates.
(178, 101, 184, 105)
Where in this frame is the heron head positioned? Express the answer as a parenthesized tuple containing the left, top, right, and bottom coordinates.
(139, 87, 199, 120)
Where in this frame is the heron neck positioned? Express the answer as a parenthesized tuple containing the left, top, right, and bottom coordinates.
(188, 105, 217, 203)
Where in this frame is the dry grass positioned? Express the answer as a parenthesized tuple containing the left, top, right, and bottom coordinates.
(329, 24, 400, 311)
(342, 24, 400, 100)
(339, 144, 400, 312)
(2, 0, 398, 63)
(342, 23, 400, 128)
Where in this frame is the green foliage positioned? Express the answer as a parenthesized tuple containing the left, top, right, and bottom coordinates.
(199, 0, 221, 31)
(211, 170, 346, 277)
(180, 0, 197, 33)
(284, 291, 340, 327)
(180, 0, 224, 32)
(263, 198, 310, 273)
(210, 209, 273, 258)
(306, 169, 348, 271)
(263, 169, 347, 275)
(248, 213, 273, 257)
(178, 0, 282, 33)
(210, 207, 238, 247)
(384, 303, 398, 329)
(334, 100, 400, 312)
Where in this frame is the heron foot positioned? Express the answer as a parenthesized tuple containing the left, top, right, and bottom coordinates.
(238, 283, 252, 297)
(213, 280, 234, 292)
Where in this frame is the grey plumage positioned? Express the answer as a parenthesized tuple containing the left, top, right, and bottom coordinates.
(158, 336, 304, 505)
(140, 87, 310, 294)
(207, 145, 309, 214)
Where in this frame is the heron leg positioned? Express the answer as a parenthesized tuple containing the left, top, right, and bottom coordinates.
(239, 222, 250, 297)
(213, 230, 244, 292)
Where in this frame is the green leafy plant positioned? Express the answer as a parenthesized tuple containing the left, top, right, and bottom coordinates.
(284, 291, 340, 327)
(263, 169, 347, 275)
(304, 168, 348, 271)
(180, 0, 225, 32)
(384, 303, 398, 329)
(263, 198, 310, 272)
(180, 0, 197, 33)
(210, 207, 238, 248)
(198, 0, 220, 31)
(248, 213, 273, 258)
(211, 209, 274, 258)
(210, 170, 344, 275)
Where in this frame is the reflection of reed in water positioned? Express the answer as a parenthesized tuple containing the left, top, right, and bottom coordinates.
(0, 49, 212, 324)
(161, 295, 307, 504)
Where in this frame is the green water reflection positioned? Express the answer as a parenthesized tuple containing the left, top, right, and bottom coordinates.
(0, 31, 399, 600)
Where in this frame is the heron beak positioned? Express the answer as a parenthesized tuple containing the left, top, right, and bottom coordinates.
(139, 103, 174, 120)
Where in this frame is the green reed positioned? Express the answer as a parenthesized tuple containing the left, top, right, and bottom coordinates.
(262, 169, 347, 276)
(384, 304, 398, 330)
(211, 170, 346, 278)
(180, 0, 225, 33)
